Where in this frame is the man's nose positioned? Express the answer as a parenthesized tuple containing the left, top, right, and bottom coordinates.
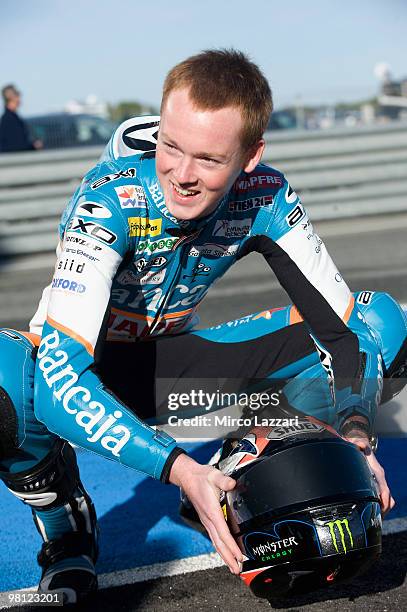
(173, 156, 197, 185)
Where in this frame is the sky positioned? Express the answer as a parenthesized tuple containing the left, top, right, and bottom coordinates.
(1, 0, 406, 116)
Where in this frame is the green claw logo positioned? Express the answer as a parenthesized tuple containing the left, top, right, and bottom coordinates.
(325, 519, 354, 554)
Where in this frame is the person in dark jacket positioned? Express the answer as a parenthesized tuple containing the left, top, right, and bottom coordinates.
(0, 84, 41, 152)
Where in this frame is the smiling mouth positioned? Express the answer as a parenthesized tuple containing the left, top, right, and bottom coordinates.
(171, 181, 200, 198)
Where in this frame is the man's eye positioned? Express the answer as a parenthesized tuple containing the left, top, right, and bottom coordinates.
(164, 142, 176, 150)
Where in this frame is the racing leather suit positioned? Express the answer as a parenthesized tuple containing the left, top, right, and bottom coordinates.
(28, 117, 381, 482)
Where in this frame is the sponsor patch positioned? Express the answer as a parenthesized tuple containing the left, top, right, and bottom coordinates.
(57, 257, 85, 274)
(65, 247, 100, 262)
(37, 330, 131, 458)
(138, 269, 166, 285)
(357, 291, 374, 305)
(122, 121, 159, 153)
(134, 255, 167, 273)
(76, 201, 112, 219)
(188, 243, 239, 258)
(91, 168, 136, 190)
(286, 204, 305, 227)
(324, 519, 354, 554)
(182, 262, 211, 280)
(285, 183, 298, 204)
(115, 185, 146, 208)
(234, 173, 283, 191)
(245, 533, 299, 560)
(65, 235, 103, 252)
(212, 219, 252, 238)
(128, 217, 162, 237)
(136, 237, 178, 254)
(68, 217, 117, 245)
(229, 195, 273, 212)
(51, 277, 86, 294)
(148, 181, 165, 206)
(117, 268, 166, 286)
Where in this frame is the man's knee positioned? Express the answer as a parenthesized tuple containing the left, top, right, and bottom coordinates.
(0, 386, 19, 461)
(0, 329, 36, 462)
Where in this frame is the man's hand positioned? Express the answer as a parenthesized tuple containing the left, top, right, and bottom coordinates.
(341, 419, 395, 516)
(169, 453, 243, 574)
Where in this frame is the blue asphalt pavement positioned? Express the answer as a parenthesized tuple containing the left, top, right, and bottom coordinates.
(0, 439, 406, 593)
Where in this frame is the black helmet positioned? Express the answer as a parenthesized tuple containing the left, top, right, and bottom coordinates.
(220, 415, 382, 599)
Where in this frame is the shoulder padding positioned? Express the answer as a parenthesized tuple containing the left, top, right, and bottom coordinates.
(106, 115, 160, 160)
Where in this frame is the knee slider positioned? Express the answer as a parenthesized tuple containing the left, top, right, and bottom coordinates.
(0, 329, 37, 462)
(0, 386, 19, 461)
(2, 440, 81, 510)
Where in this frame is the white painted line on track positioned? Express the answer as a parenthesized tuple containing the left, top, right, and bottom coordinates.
(1, 516, 406, 607)
(382, 516, 407, 535)
(95, 516, 407, 589)
(98, 551, 224, 589)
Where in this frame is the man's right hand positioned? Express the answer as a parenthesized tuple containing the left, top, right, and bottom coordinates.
(169, 453, 243, 574)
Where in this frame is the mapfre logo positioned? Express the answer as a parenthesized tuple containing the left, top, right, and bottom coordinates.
(233, 173, 283, 191)
(128, 217, 162, 237)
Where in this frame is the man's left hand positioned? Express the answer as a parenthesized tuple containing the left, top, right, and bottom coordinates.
(341, 421, 395, 516)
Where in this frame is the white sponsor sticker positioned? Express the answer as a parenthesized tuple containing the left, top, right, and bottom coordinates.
(138, 269, 166, 285)
(114, 185, 146, 208)
(188, 243, 239, 258)
(76, 201, 112, 219)
(134, 255, 167, 273)
(285, 183, 298, 204)
(117, 268, 166, 286)
(213, 219, 252, 238)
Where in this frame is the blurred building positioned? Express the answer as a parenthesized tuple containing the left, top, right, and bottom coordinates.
(375, 62, 407, 121)
(64, 94, 108, 118)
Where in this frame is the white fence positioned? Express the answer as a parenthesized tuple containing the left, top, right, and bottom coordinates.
(1, 121, 407, 257)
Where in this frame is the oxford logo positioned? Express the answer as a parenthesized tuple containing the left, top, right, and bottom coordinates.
(325, 519, 354, 554)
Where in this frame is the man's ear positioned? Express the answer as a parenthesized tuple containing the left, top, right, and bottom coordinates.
(242, 139, 265, 173)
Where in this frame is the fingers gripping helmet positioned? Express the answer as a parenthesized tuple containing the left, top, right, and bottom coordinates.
(220, 415, 382, 599)
(355, 291, 407, 403)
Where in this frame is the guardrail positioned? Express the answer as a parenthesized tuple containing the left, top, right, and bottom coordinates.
(1, 121, 407, 257)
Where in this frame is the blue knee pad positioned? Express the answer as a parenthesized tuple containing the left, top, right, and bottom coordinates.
(0, 329, 57, 473)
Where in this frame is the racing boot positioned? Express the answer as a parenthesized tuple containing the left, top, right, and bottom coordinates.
(3, 440, 98, 604)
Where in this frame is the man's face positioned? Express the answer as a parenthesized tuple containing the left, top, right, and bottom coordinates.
(156, 88, 250, 221)
(6, 90, 21, 111)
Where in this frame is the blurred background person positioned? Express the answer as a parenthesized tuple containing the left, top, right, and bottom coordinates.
(0, 84, 42, 152)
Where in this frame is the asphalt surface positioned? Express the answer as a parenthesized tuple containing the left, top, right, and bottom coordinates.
(6, 531, 407, 612)
(81, 531, 407, 612)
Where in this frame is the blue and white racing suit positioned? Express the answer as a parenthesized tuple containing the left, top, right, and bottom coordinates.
(15, 116, 383, 482)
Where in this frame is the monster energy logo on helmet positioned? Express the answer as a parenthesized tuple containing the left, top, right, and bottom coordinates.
(325, 519, 354, 554)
